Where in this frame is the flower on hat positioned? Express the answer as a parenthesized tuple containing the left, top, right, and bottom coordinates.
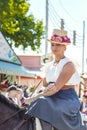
(51, 34, 62, 42)
(51, 34, 71, 44)
(61, 36, 71, 43)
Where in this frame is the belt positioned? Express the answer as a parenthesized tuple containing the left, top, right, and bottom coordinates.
(48, 82, 55, 84)
(48, 82, 75, 90)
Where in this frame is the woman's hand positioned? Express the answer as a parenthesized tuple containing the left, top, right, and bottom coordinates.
(24, 84, 56, 105)
(40, 83, 58, 97)
(44, 83, 55, 93)
(24, 92, 43, 105)
(47, 83, 54, 90)
(24, 98, 33, 104)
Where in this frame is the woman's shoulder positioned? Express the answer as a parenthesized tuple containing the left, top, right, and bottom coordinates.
(59, 57, 73, 66)
(62, 57, 71, 62)
(63, 57, 76, 68)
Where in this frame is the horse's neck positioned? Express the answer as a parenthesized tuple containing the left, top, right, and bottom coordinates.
(0, 94, 37, 130)
(0, 94, 19, 110)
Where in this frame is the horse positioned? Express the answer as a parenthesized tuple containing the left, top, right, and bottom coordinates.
(0, 94, 36, 130)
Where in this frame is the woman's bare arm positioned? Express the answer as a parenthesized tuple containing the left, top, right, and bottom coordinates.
(24, 62, 76, 104)
(41, 62, 76, 96)
(43, 78, 48, 87)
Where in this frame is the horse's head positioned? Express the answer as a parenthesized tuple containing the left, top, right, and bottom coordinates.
(0, 94, 26, 117)
(0, 94, 34, 130)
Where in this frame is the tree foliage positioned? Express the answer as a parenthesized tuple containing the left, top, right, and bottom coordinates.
(0, 0, 45, 51)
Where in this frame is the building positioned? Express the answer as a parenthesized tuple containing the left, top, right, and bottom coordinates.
(0, 31, 36, 87)
(16, 52, 43, 87)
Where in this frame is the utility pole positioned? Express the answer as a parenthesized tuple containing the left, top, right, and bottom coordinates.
(73, 30, 76, 45)
(61, 19, 64, 30)
(45, 0, 48, 60)
(82, 20, 85, 73)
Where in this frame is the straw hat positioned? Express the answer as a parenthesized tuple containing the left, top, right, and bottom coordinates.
(48, 29, 71, 45)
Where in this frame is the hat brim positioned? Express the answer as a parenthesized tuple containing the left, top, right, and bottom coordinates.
(48, 39, 71, 45)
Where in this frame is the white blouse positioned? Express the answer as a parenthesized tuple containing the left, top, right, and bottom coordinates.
(44, 57, 81, 85)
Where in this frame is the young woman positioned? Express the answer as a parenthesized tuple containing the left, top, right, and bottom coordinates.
(24, 29, 86, 130)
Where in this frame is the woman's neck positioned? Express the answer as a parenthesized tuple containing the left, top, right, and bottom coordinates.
(53, 56, 65, 66)
(55, 55, 65, 62)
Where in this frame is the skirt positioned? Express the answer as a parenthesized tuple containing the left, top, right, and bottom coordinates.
(26, 88, 86, 130)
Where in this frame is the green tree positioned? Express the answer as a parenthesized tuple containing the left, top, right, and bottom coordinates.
(0, 0, 45, 51)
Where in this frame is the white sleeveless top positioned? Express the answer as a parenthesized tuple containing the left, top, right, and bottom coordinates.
(44, 57, 81, 85)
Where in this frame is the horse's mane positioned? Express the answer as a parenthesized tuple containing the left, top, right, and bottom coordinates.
(0, 94, 20, 110)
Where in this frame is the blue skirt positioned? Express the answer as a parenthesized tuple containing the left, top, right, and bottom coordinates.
(26, 88, 85, 130)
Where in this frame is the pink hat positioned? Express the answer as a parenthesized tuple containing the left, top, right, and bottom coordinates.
(48, 29, 71, 45)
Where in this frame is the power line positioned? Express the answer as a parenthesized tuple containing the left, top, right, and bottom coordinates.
(48, 0, 61, 28)
(48, 0, 84, 47)
(51, 0, 83, 33)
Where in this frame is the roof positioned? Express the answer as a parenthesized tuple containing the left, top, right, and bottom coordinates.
(0, 60, 36, 77)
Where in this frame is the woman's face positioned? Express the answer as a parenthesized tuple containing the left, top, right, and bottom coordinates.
(9, 90, 18, 96)
(51, 43, 66, 55)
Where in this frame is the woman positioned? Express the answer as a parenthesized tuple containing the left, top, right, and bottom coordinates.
(7, 85, 18, 104)
(80, 95, 87, 114)
(25, 29, 86, 130)
(8, 85, 24, 107)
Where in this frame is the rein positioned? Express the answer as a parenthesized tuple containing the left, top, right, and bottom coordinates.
(0, 108, 24, 125)
(13, 119, 27, 130)
(13, 115, 34, 130)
